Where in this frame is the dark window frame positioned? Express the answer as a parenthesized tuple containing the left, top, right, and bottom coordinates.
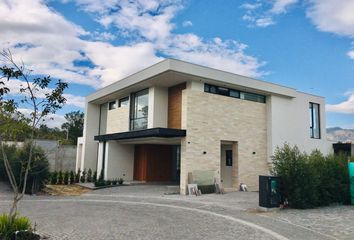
(108, 100, 117, 110)
(309, 102, 321, 139)
(118, 96, 129, 108)
(204, 83, 265, 103)
(129, 89, 149, 131)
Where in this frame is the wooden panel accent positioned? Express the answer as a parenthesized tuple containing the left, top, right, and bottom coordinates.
(134, 145, 173, 182)
(134, 145, 147, 181)
(168, 83, 186, 129)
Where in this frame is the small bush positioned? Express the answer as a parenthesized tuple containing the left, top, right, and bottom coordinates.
(112, 179, 118, 185)
(87, 169, 92, 183)
(80, 169, 87, 183)
(50, 171, 57, 185)
(92, 171, 97, 182)
(63, 171, 69, 185)
(106, 180, 112, 185)
(69, 171, 75, 184)
(118, 178, 124, 185)
(75, 169, 81, 183)
(57, 171, 63, 185)
(0, 214, 32, 239)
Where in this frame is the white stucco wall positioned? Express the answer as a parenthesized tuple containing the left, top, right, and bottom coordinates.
(81, 102, 100, 171)
(148, 86, 168, 128)
(105, 141, 134, 181)
(268, 92, 331, 158)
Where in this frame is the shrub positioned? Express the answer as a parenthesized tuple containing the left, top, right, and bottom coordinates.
(75, 169, 81, 183)
(50, 171, 58, 185)
(63, 171, 69, 185)
(87, 168, 92, 183)
(106, 180, 112, 185)
(272, 144, 350, 209)
(0, 143, 50, 194)
(112, 179, 118, 185)
(69, 171, 75, 184)
(0, 214, 32, 239)
(94, 180, 106, 187)
(80, 169, 87, 183)
(57, 171, 63, 185)
(92, 171, 97, 182)
(118, 178, 124, 185)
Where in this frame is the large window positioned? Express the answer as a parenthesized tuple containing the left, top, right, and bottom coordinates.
(309, 102, 320, 139)
(204, 83, 266, 103)
(130, 89, 149, 130)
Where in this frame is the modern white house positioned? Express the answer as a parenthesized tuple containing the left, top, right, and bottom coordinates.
(76, 59, 332, 194)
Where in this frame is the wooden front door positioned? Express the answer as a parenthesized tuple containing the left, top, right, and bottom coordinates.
(134, 145, 173, 182)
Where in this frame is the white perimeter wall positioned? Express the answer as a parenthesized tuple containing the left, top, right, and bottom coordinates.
(268, 92, 332, 159)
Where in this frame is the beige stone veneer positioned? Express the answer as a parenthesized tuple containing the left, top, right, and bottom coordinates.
(106, 106, 129, 134)
(180, 89, 268, 194)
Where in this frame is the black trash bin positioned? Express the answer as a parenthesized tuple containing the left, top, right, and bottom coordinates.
(259, 175, 281, 208)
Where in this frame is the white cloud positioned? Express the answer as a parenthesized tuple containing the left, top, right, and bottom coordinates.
(306, 0, 354, 60)
(3, 79, 85, 108)
(182, 20, 193, 27)
(18, 108, 66, 128)
(240, 3, 262, 10)
(241, 0, 297, 27)
(326, 91, 354, 114)
(306, 0, 354, 37)
(270, 0, 298, 14)
(71, 0, 265, 79)
(256, 17, 275, 27)
(348, 49, 354, 59)
(1, 0, 265, 95)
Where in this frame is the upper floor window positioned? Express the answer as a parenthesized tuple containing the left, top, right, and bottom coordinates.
(108, 101, 117, 110)
(119, 97, 129, 107)
(309, 102, 320, 139)
(130, 89, 149, 130)
(204, 83, 266, 103)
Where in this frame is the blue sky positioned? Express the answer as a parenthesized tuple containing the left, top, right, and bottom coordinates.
(1, 0, 353, 129)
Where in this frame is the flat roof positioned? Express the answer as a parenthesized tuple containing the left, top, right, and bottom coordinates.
(87, 58, 301, 102)
(94, 128, 186, 141)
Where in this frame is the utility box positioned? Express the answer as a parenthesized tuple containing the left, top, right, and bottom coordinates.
(259, 176, 281, 208)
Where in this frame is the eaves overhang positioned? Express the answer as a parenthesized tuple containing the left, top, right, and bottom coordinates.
(86, 59, 300, 103)
(94, 128, 186, 142)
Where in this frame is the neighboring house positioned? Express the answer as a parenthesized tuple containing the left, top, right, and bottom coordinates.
(76, 59, 332, 194)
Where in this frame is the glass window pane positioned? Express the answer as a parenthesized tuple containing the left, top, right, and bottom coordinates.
(229, 90, 240, 98)
(217, 87, 229, 96)
(130, 89, 149, 130)
(119, 97, 129, 107)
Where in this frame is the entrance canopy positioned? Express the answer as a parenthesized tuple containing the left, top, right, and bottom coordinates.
(94, 128, 186, 142)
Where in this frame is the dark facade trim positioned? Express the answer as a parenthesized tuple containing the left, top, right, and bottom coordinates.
(94, 128, 186, 141)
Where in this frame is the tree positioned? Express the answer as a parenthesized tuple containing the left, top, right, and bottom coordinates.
(61, 110, 84, 145)
(0, 49, 68, 221)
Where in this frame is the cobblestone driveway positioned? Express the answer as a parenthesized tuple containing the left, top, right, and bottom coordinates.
(0, 184, 353, 240)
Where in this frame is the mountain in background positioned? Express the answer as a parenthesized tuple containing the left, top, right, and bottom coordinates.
(327, 127, 354, 143)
